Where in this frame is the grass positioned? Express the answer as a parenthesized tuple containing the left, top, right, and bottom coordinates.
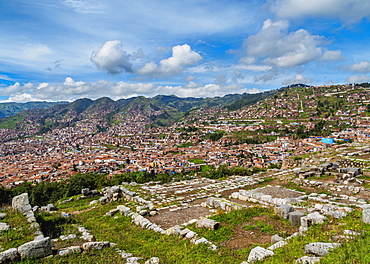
(0, 208, 36, 250)
(5, 192, 370, 264)
(260, 209, 370, 263)
(0, 112, 29, 129)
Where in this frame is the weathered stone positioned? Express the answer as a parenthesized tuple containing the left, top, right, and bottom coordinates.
(296, 256, 322, 263)
(117, 205, 131, 215)
(271, 234, 284, 244)
(247, 246, 274, 262)
(185, 231, 196, 239)
(194, 237, 208, 244)
(305, 242, 340, 256)
(18, 237, 52, 259)
(0, 222, 10, 231)
(179, 228, 191, 237)
(90, 200, 99, 205)
(126, 257, 141, 264)
(60, 234, 77, 241)
(0, 213, 7, 219)
(106, 209, 119, 217)
(267, 240, 287, 250)
(25, 211, 37, 223)
(363, 208, 370, 223)
(12, 193, 32, 213)
(139, 210, 148, 216)
(99, 197, 109, 205)
(80, 233, 95, 242)
(46, 204, 57, 211)
(81, 188, 91, 195)
(34, 234, 45, 241)
(275, 204, 293, 219)
(30, 222, 40, 230)
(343, 229, 360, 236)
(289, 211, 304, 226)
(145, 257, 160, 264)
(300, 212, 325, 228)
(82, 241, 110, 251)
(0, 248, 20, 263)
(196, 218, 220, 230)
(58, 246, 82, 256)
(121, 250, 133, 258)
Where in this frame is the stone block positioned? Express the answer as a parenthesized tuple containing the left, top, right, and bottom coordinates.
(296, 256, 321, 264)
(275, 204, 293, 219)
(247, 246, 274, 262)
(289, 211, 304, 226)
(99, 197, 109, 205)
(46, 204, 57, 211)
(58, 246, 82, 256)
(363, 208, 370, 223)
(12, 193, 32, 213)
(0, 222, 11, 231)
(18, 237, 52, 259)
(179, 228, 191, 238)
(82, 241, 110, 251)
(267, 240, 287, 250)
(0, 248, 20, 263)
(196, 218, 220, 230)
(271, 234, 284, 244)
(81, 188, 91, 195)
(304, 242, 340, 256)
(300, 212, 325, 228)
(145, 257, 160, 264)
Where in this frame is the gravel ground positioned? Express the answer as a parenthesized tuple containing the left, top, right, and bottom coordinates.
(257, 186, 303, 199)
(148, 206, 212, 230)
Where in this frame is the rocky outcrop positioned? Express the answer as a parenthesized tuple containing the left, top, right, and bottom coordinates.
(12, 193, 32, 213)
(17, 237, 53, 259)
(0, 248, 20, 263)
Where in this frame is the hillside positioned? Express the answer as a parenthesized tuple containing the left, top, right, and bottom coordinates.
(0, 101, 67, 119)
(0, 91, 274, 139)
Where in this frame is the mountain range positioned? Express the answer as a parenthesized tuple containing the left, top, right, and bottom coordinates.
(0, 88, 282, 134)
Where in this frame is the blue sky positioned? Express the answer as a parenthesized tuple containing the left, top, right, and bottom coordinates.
(1, 0, 370, 102)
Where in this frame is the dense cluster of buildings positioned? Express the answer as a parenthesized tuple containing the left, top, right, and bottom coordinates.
(1, 84, 370, 188)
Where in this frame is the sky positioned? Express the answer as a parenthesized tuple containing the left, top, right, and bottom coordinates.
(1, 0, 370, 102)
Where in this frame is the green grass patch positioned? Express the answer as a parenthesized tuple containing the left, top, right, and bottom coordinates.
(0, 208, 36, 250)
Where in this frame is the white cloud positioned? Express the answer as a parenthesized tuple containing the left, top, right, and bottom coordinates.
(0, 82, 34, 96)
(251, 20, 324, 67)
(240, 19, 339, 72)
(4, 93, 37, 103)
(321, 50, 342, 60)
(23, 44, 52, 60)
(184, 76, 196, 82)
(346, 74, 370, 84)
(236, 65, 272, 72)
(231, 70, 244, 82)
(348, 61, 370, 73)
(238, 57, 256, 65)
(156, 83, 242, 98)
(245, 88, 260, 94)
(0, 74, 14, 81)
(63, 0, 104, 14)
(91, 40, 133, 75)
(282, 74, 313, 85)
(138, 44, 202, 78)
(272, 0, 370, 24)
(1, 77, 259, 102)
